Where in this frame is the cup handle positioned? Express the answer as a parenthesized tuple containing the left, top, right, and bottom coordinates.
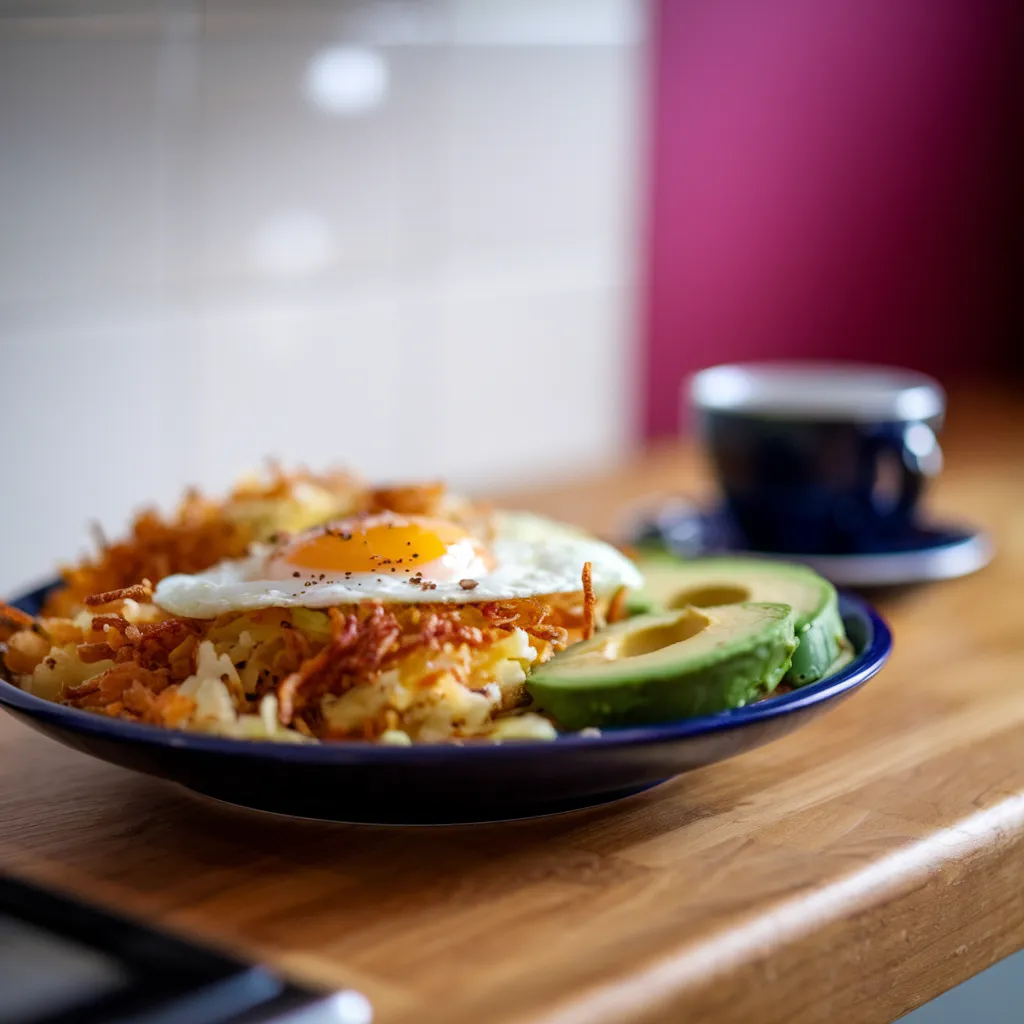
(870, 423, 943, 523)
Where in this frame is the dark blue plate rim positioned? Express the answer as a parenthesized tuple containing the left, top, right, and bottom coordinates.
(0, 584, 891, 762)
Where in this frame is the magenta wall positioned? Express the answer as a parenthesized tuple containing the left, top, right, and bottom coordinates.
(644, 0, 1021, 438)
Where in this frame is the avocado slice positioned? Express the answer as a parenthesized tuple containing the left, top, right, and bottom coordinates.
(526, 602, 797, 729)
(821, 638, 856, 679)
(629, 556, 845, 686)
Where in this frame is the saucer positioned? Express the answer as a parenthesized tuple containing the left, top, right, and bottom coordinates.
(631, 501, 993, 589)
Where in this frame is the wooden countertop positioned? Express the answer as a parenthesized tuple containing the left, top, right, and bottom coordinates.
(2, 387, 1023, 1024)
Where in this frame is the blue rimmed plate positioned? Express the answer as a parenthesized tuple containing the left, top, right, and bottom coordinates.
(0, 580, 892, 824)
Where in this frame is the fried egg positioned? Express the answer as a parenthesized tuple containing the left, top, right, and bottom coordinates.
(153, 511, 642, 618)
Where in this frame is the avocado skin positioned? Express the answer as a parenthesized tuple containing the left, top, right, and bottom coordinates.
(788, 591, 844, 684)
(628, 554, 844, 687)
(527, 605, 797, 730)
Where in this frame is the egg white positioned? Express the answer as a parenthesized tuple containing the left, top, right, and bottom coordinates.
(153, 511, 643, 618)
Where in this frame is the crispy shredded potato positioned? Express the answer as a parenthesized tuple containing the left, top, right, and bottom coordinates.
(581, 561, 596, 640)
(44, 494, 251, 617)
(84, 582, 154, 607)
(2, 591, 582, 743)
(0, 602, 35, 637)
(6, 471, 623, 744)
(42, 468, 437, 617)
(365, 481, 446, 517)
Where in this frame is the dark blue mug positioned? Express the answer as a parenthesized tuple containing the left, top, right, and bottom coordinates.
(689, 363, 945, 555)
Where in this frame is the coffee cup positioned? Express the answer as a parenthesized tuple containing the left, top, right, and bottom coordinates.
(688, 362, 945, 555)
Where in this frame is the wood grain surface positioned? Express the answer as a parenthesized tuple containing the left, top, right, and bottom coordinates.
(2, 386, 1022, 1024)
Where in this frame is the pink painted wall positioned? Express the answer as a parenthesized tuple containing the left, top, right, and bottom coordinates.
(644, 0, 1022, 438)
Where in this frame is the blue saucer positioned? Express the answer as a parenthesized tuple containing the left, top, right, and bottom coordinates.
(0, 579, 891, 824)
(632, 502, 992, 588)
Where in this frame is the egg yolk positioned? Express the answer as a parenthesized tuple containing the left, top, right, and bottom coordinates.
(270, 515, 487, 578)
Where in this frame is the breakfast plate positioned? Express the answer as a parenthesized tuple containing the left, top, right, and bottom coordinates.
(0, 579, 891, 824)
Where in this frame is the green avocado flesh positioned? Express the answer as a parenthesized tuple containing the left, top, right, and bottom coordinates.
(629, 555, 846, 686)
(526, 602, 797, 729)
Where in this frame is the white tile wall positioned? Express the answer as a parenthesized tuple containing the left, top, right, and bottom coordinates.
(0, 0, 643, 594)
